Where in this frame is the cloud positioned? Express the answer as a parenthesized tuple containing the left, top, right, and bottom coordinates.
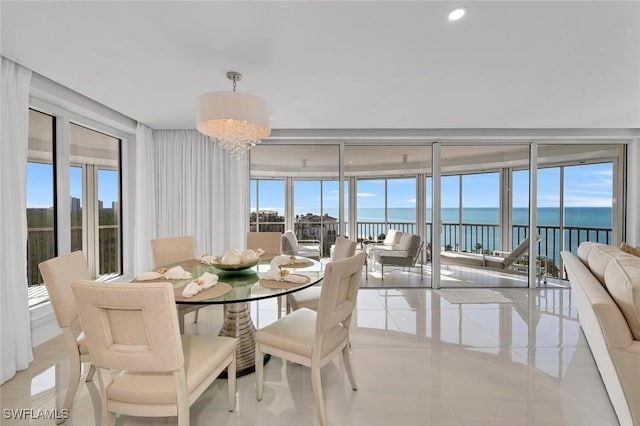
(357, 192, 376, 198)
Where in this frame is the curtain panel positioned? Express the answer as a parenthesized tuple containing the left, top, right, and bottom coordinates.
(0, 57, 34, 384)
(134, 129, 249, 272)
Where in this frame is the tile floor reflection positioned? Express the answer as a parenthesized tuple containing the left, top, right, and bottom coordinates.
(1, 287, 618, 425)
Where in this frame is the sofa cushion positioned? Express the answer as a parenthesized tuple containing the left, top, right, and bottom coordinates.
(577, 242, 600, 264)
(587, 244, 629, 285)
(604, 255, 640, 340)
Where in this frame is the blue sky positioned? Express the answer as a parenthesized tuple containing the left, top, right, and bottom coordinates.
(29, 161, 612, 210)
(250, 162, 613, 213)
(27, 163, 119, 208)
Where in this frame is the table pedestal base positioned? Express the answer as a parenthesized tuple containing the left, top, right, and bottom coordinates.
(218, 302, 268, 377)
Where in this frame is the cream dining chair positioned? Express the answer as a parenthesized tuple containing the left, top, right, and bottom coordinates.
(255, 252, 366, 426)
(150, 235, 205, 332)
(38, 251, 96, 424)
(247, 231, 286, 316)
(71, 280, 237, 426)
(246, 231, 282, 261)
(287, 236, 357, 312)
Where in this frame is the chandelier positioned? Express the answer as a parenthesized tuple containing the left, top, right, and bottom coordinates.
(196, 71, 271, 155)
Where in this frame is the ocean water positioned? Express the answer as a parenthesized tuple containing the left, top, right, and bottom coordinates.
(295, 206, 612, 266)
(299, 207, 612, 228)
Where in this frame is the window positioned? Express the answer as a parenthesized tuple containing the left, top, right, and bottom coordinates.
(69, 123, 121, 277)
(249, 179, 286, 233)
(26, 109, 55, 285)
(25, 110, 123, 288)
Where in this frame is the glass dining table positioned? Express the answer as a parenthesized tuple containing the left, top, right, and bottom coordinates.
(135, 257, 323, 376)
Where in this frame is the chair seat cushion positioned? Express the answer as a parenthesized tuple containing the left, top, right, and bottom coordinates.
(288, 286, 321, 311)
(255, 308, 347, 358)
(107, 335, 236, 405)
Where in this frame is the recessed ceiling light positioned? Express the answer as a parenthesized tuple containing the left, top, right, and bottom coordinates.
(448, 7, 467, 22)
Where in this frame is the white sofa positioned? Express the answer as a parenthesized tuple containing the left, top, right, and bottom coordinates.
(561, 242, 640, 426)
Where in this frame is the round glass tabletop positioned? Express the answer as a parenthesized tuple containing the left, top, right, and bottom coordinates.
(135, 258, 323, 304)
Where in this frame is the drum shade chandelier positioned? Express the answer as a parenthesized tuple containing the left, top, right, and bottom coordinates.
(196, 71, 271, 155)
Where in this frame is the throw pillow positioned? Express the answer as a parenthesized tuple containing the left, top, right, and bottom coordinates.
(620, 242, 640, 258)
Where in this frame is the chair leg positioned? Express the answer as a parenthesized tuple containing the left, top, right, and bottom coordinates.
(228, 353, 236, 412)
(85, 364, 96, 382)
(178, 312, 185, 334)
(277, 296, 283, 319)
(255, 345, 264, 401)
(342, 344, 358, 391)
(101, 409, 116, 426)
(193, 309, 200, 323)
(311, 361, 328, 426)
(381, 264, 384, 280)
(59, 352, 81, 424)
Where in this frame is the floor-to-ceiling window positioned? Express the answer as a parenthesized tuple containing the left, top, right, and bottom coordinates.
(248, 140, 625, 288)
(439, 145, 531, 288)
(537, 144, 621, 278)
(250, 144, 340, 255)
(26, 109, 55, 285)
(69, 123, 121, 277)
(26, 110, 123, 285)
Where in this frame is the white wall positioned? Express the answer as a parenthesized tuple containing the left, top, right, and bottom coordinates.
(627, 139, 640, 245)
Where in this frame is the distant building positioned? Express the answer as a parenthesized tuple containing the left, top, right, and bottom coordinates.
(71, 197, 81, 212)
(297, 213, 337, 223)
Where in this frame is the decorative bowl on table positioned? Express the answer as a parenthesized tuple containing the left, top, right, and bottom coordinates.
(211, 259, 260, 271)
(208, 248, 261, 271)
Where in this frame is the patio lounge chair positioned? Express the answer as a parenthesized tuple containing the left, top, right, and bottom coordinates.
(440, 235, 538, 276)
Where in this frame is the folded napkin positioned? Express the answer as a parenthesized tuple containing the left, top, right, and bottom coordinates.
(182, 272, 219, 298)
(199, 254, 218, 265)
(163, 266, 192, 280)
(271, 255, 297, 267)
(135, 271, 164, 281)
(261, 264, 308, 283)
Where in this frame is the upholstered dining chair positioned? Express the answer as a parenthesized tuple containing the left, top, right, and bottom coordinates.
(255, 252, 366, 426)
(150, 235, 205, 331)
(287, 236, 357, 312)
(246, 231, 282, 261)
(71, 280, 237, 426)
(38, 251, 96, 424)
(247, 231, 286, 316)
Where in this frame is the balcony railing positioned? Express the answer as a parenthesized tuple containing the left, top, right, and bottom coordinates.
(27, 225, 120, 286)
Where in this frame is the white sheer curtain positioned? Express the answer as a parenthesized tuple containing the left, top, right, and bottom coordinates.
(1, 57, 34, 384)
(133, 129, 249, 272)
(133, 123, 157, 273)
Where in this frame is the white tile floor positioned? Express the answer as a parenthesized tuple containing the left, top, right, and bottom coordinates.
(1, 285, 618, 425)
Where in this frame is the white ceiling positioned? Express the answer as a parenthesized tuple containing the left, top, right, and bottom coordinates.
(2, 1, 639, 131)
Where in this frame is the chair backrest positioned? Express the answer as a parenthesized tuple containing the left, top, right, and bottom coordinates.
(316, 253, 366, 335)
(502, 235, 535, 267)
(38, 251, 91, 328)
(151, 235, 196, 268)
(281, 230, 299, 254)
(247, 232, 282, 256)
(71, 280, 184, 373)
(411, 240, 424, 265)
(406, 235, 422, 259)
(332, 237, 357, 261)
(383, 229, 401, 246)
(396, 233, 414, 251)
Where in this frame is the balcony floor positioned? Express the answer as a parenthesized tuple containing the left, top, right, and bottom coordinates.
(361, 263, 570, 289)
